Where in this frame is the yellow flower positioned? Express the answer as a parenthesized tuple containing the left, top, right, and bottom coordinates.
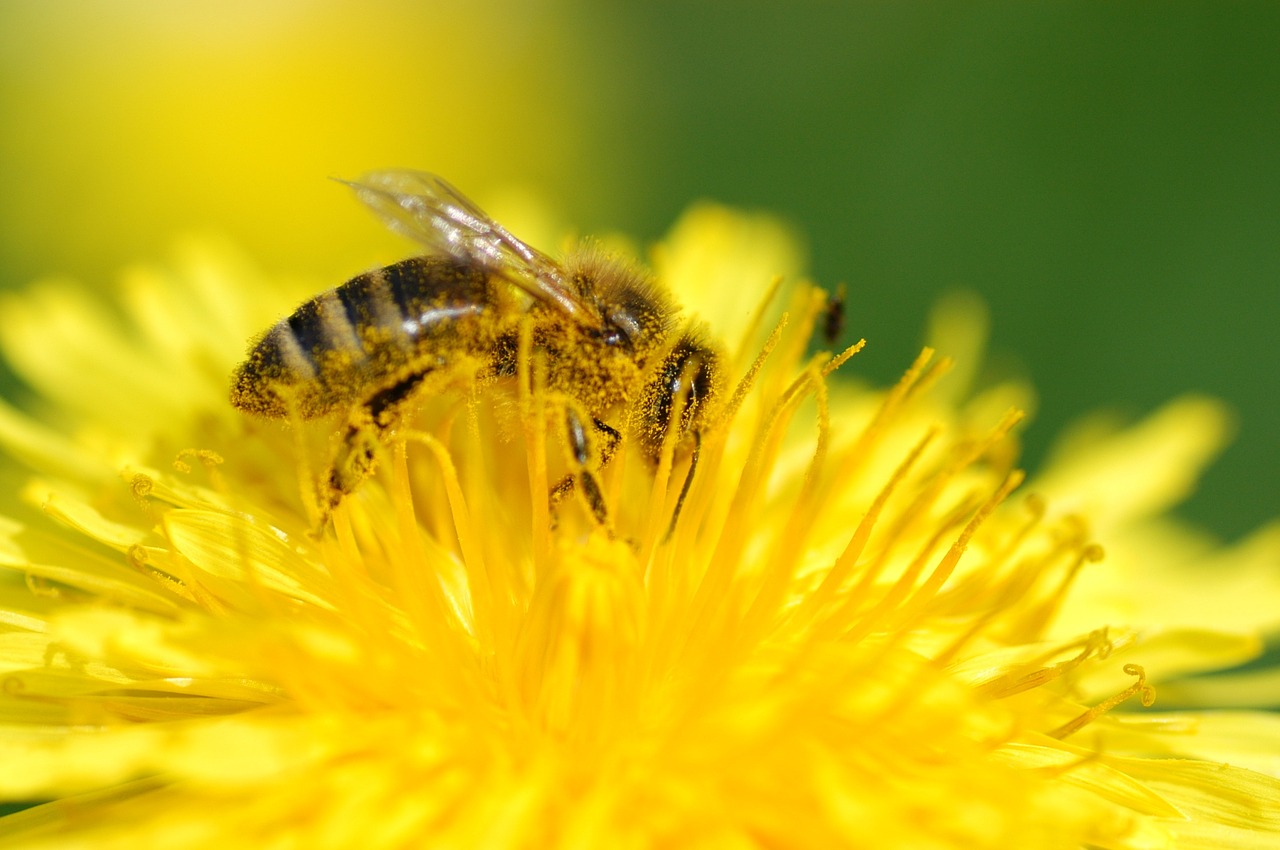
(1, 204, 1279, 849)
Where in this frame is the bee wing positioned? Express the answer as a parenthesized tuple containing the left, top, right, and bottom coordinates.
(340, 169, 594, 323)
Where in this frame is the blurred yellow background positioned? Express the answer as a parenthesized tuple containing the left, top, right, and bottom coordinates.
(0, 0, 624, 282)
(1, 1, 1276, 540)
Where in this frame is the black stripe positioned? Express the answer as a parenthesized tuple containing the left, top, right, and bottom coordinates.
(251, 326, 288, 374)
(286, 299, 328, 356)
(337, 276, 371, 331)
(381, 259, 424, 320)
(368, 370, 429, 421)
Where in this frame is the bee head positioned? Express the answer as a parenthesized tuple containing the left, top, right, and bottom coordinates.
(565, 244, 675, 362)
(631, 334, 721, 463)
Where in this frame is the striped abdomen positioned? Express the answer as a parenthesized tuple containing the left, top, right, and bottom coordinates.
(231, 256, 498, 419)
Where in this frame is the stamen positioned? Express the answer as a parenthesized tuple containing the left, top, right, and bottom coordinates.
(739, 365, 832, 643)
(459, 397, 493, 543)
(978, 629, 1114, 700)
(1003, 543, 1106, 644)
(829, 467, 1021, 651)
(870, 407, 1025, 574)
(774, 351, 831, 412)
(125, 542, 196, 602)
(987, 494, 1048, 579)
(836, 500, 973, 646)
(386, 441, 455, 636)
(722, 314, 787, 426)
(769, 285, 830, 381)
(682, 330, 837, 652)
(911, 355, 955, 401)
(733, 274, 785, 364)
(331, 502, 366, 579)
(694, 345, 824, 574)
(169, 449, 271, 615)
(807, 366, 832, 493)
(383, 440, 485, 707)
(931, 499, 1058, 665)
(833, 347, 938, 486)
(799, 427, 938, 631)
(820, 338, 866, 378)
(516, 317, 551, 568)
(23, 573, 58, 599)
(888, 469, 1026, 631)
(404, 431, 496, 651)
(130, 473, 154, 501)
(683, 343, 868, 669)
(126, 542, 149, 570)
(172, 448, 224, 476)
(1048, 664, 1156, 740)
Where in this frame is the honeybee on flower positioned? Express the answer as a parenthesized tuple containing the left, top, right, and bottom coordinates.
(231, 171, 722, 531)
(0, 191, 1276, 848)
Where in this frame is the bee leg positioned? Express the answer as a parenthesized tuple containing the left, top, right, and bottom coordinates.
(665, 430, 702, 540)
(327, 419, 382, 511)
(548, 418, 621, 530)
(320, 370, 430, 527)
(593, 418, 622, 464)
(577, 471, 610, 528)
(552, 405, 610, 528)
(547, 474, 575, 530)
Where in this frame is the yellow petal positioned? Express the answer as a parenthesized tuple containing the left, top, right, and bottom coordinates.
(162, 509, 334, 610)
(1107, 712, 1280, 778)
(992, 742, 1184, 819)
(1054, 521, 1280, 639)
(1071, 628, 1263, 700)
(1113, 756, 1280, 833)
(651, 202, 805, 348)
(48, 606, 217, 678)
(1032, 396, 1231, 533)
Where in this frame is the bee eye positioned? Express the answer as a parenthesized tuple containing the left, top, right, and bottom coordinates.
(595, 321, 633, 350)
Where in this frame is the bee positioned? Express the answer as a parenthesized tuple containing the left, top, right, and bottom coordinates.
(230, 170, 721, 529)
(820, 282, 846, 346)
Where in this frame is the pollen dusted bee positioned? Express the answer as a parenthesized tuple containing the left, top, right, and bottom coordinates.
(230, 170, 721, 529)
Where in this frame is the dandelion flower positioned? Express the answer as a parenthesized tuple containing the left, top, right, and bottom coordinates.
(0, 208, 1279, 849)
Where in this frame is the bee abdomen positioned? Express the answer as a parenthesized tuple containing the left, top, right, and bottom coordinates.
(369, 257, 496, 351)
(230, 257, 498, 420)
(230, 292, 368, 419)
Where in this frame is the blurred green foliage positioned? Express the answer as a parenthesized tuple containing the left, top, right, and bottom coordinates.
(573, 2, 1279, 542)
(1, 1, 1275, 541)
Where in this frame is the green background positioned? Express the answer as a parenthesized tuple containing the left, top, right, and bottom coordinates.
(1, 2, 1276, 542)
(578, 2, 1280, 543)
